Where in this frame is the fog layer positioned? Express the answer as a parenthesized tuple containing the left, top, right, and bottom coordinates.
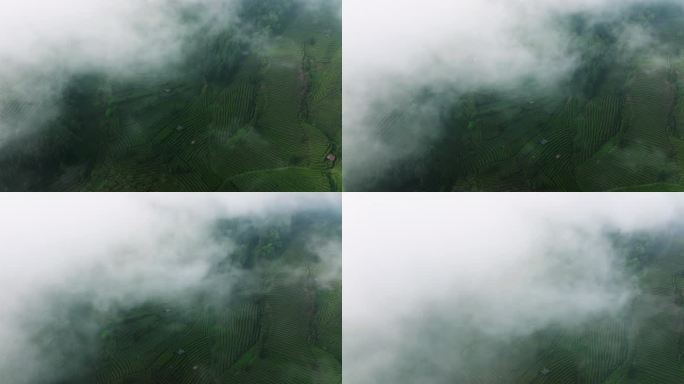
(0, 0, 241, 141)
(0, 193, 340, 384)
(0, 0, 337, 145)
(343, 0, 684, 189)
(344, 193, 682, 383)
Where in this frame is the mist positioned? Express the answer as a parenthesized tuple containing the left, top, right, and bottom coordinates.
(0, 193, 340, 384)
(343, 0, 684, 190)
(0, 0, 338, 147)
(0, 0, 239, 141)
(343, 193, 684, 383)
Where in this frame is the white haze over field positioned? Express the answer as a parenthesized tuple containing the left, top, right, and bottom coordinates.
(344, 193, 684, 383)
(0, 0, 233, 75)
(343, 0, 684, 188)
(0, 193, 340, 384)
(0, 0, 241, 142)
(0, 0, 338, 146)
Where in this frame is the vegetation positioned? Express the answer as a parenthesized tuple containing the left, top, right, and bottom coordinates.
(415, 228, 684, 384)
(39, 209, 342, 384)
(0, 0, 341, 191)
(362, 3, 684, 191)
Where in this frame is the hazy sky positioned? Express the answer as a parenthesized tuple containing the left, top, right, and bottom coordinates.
(343, 0, 682, 189)
(344, 193, 683, 383)
(0, 192, 340, 384)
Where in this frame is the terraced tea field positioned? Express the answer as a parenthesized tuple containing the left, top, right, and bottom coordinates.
(419, 230, 684, 384)
(78, 280, 341, 384)
(41, 211, 342, 384)
(0, 0, 341, 191)
(512, 232, 684, 384)
(356, 4, 684, 192)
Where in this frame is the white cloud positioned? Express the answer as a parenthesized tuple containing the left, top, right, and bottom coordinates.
(0, 0, 238, 142)
(343, 193, 682, 383)
(0, 192, 340, 384)
(343, 0, 681, 188)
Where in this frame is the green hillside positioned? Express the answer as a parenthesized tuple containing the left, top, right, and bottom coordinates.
(39, 210, 341, 384)
(357, 3, 684, 191)
(413, 230, 684, 384)
(0, 0, 341, 191)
